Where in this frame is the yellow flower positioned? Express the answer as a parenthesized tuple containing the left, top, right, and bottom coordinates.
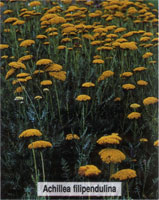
(76, 94, 91, 101)
(19, 129, 42, 138)
(130, 103, 140, 109)
(142, 52, 153, 59)
(36, 35, 47, 39)
(154, 140, 159, 147)
(40, 80, 52, 86)
(143, 97, 158, 105)
(120, 42, 137, 50)
(1, 55, 8, 59)
(57, 45, 66, 50)
(18, 55, 33, 62)
(140, 138, 148, 142)
(28, 140, 52, 149)
(8, 62, 26, 70)
(61, 38, 71, 43)
(34, 96, 42, 100)
(3, 9, 13, 14)
(78, 165, 101, 177)
(49, 71, 66, 81)
(107, 34, 118, 38)
(97, 133, 122, 145)
(0, 44, 9, 49)
(25, 76, 32, 81)
(20, 40, 35, 47)
(127, 112, 141, 119)
(133, 67, 147, 72)
(4, 17, 18, 23)
(0, 2, 4, 7)
(36, 59, 53, 66)
(140, 37, 150, 42)
(114, 97, 121, 102)
(98, 71, 114, 82)
(14, 96, 24, 101)
(143, 32, 153, 37)
(33, 70, 44, 75)
(82, 82, 95, 88)
(114, 27, 126, 33)
(49, 16, 66, 25)
(45, 64, 63, 72)
(13, 20, 25, 26)
(137, 80, 148, 86)
(120, 72, 133, 78)
(29, 1, 41, 6)
(16, 73, 30, 78)
(14, 86, 25, 93)
(122, 84, 135, 90)
(82, 34, 94, 40)
(66, 134, 80, 140)
(111, 169, 137, 180)
(99, 148, 126, 164)
(5, 68, 16, 80)
(43, 88, 49, 92)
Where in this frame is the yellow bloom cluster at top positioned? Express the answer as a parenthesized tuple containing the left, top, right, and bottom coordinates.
(78, 165, 101, 177)
(97, 133, 122, 145)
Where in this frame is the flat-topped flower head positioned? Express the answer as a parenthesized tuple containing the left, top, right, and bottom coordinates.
(18, 55, 33, 62)
(133, 67, 147, 72)
(154, 140, 159, 147)
(127, 112, 141, 119)
(20, 40, 35, 47)
(111, 169, 137, 180)
(75, 94, 91, 101)
(142, 52, 153, 59)
(40, 80, 52, 86)
(98, 70, 114, 82)
(49, 71, 66, 81)
(78, 165, 101, 177)
(92, 59, 104, 64)
(130, 103, 140, 109)
(19, 129, 42, 138)
(28, 140, 52, 149)
(36, 59, 53, 66)
(97, 133, 122, 145)
(140, 138, 148, 142)
(82, 82, 95, 88)
(122, 84, 135, 90)
(45, 64, 63, 72)
(120, 72, 133, 78)
(29, 1, 41, 6)
(66, 134, 80, 140)
(8, 62, 26, 70)
(0, 44, 9, 49)
(99, 148, 126, 164)
(143, 97, 158, 105)
(137, 80, 148, 86)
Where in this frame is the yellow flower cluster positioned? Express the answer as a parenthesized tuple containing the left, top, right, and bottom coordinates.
(122, 84, 135, 90)
(127, 112, 141, 119)
(20, 40, 35, 47)
(111, 169, 137, 180)
(36, 59, 53, 65)
(98, 70, 114, 82)
(97, 133, 122, 145)
(40, 80, 52, 86)
(82, 82, 95, 88)
(19, 129, 42, 138)
(28, 140, 52, 149)
(143, 97, 158, 105)
(65, 134, 80, 140)
(75, 94, 91, 101)
(78, 165, 101, 177)
(99, 148, 126, 164)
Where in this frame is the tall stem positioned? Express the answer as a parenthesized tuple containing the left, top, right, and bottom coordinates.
(126, 181, 130, 199)
(40, 152, 45, 182)
(32, 148, 38, 185)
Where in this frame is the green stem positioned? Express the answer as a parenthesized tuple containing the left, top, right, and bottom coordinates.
(82, 104, 85, 131)
(109, 163, 114, 181)
(126, 181, 130, 199)
(40, 152, 45, 182)
(54, 80, 62, 125)
(32, 148, 38, 185)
